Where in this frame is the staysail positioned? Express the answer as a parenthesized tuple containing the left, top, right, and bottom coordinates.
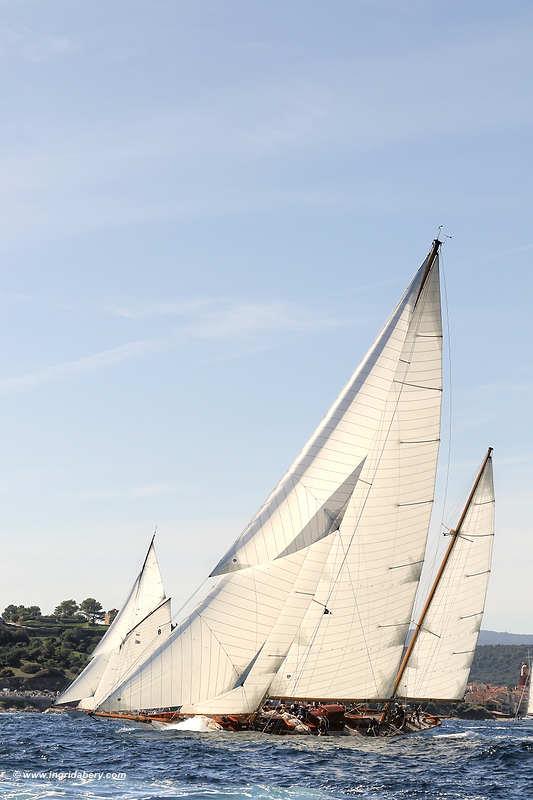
(395, 449, 495, 701)
(55, 536, 169, 707)
(99, 240, 443, 715)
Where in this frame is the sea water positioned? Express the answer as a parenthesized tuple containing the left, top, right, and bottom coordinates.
(0, 712, 531, 799)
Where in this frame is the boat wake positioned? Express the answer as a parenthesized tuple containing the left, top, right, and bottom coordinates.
(152, 715, 223, 732)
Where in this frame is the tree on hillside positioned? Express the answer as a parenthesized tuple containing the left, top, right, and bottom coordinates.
(53, 600, 79, 619)
(24, 606, 42, 620)
(79, 598, 104, 624)
(2, 605, 20, 622)
(2, 604, 42, 623)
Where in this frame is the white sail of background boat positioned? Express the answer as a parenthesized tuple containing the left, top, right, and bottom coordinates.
(56, 536, 172, 710)
(65, 239, 497, 735)
(514, 655, 532, 718)
(394, 448, 494, 701)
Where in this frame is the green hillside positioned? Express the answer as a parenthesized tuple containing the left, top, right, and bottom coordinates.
(467, 644, 529, 687)
(0, 619, 107, 693)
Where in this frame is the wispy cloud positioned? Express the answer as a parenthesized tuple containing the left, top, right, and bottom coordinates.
(77, 483, 176, 502)
(0, 336, 172, 396)
(106, 298, 215, 320)
(181, 300, 342, 339)
(107, 297, 344, 334)
(0, 298, 344, 395)
(0, 24, 77, 63)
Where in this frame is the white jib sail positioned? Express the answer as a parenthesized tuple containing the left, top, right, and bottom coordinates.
(55, 537, 167, 707)
(528, 680, 533, 716)
(99, 242, 442, 715)
(398, 453, 495, 701)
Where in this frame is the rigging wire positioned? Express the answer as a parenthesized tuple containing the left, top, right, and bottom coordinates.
(409, 242, 455, 694)
(440, 244, 454, 537)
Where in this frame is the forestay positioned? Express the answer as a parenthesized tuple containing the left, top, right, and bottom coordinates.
(99, 242, 443, 715)
(398, 453, 495, 700)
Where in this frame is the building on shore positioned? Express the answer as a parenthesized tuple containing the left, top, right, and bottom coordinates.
(104, 609, 118, 626)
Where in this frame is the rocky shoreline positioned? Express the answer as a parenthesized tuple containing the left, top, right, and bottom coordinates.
(0, 689, 57, 713)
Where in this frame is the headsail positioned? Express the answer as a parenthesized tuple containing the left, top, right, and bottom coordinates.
(395, 449, 495, 701)
(55, 536, 168, 707)
(99, 240, 443, 715)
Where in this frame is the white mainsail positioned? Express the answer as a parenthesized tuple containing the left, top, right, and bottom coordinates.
(271, 250, 443, 700)
(528, 681, 533, 716)
(98, 240, 443, 715)
(56, 536, 168, 707)
(397, 450, 495, 701)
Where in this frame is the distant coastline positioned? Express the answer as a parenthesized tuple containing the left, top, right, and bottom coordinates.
(477, 630, 533, 646)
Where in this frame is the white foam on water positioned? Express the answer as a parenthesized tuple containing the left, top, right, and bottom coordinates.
(156, 715, 222, 732)
(435, 731, 471, 738)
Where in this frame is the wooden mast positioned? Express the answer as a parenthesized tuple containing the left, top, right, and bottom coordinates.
(387, 446, 493, 703)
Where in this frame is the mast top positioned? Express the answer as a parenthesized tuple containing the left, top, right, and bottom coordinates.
(415, 238, 442, 305)
(429, 237, 442, 261)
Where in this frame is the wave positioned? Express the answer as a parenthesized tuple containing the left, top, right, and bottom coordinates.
(1, 714, 532, 800)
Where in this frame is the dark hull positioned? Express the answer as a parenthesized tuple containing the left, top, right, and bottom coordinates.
(92, 703, 441, 737)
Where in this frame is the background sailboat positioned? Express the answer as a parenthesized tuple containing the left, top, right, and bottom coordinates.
(395, 448, 494, 702)
(56, 536, 171, 710)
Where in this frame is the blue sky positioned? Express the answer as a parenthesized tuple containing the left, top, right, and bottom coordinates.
(0, 1, 531, 632)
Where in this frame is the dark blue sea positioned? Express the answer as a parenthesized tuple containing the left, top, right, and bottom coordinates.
(0, 713, 531, 800)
